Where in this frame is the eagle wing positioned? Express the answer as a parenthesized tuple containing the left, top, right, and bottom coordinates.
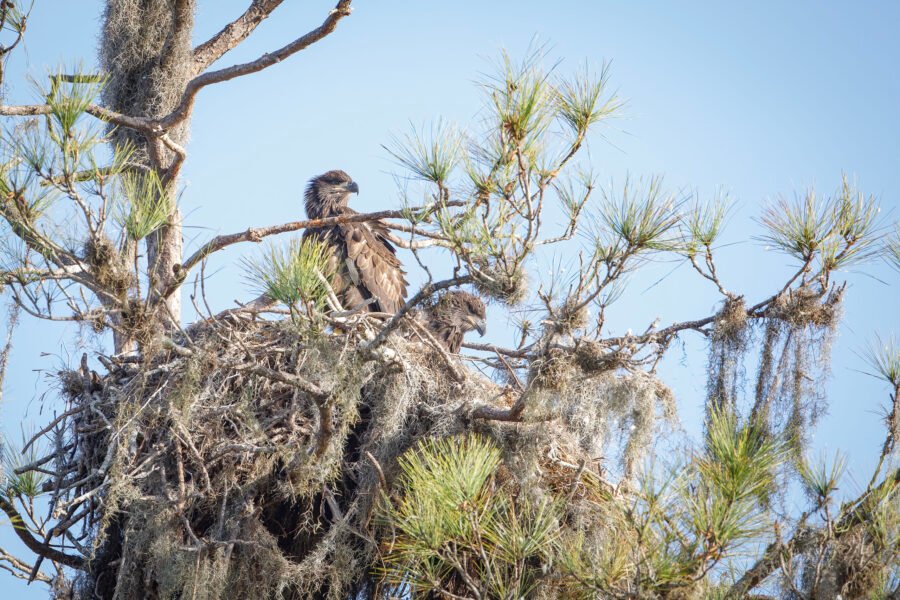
(339, 217, 407, 313)
(304, 209, 407, 314)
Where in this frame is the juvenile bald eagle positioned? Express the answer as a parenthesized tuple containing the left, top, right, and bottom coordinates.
(424, 291, 487, 353)
(303, 170, 408, 313)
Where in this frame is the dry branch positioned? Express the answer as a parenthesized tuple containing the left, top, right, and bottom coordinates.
(192, 0, 287, 73)
(0, 548, 51, 583)
(470, 392, 527, 422)
(0, 102, 156, 132)
(166, 201, 463, 297)
(157, 0, 354, 131)
(364, 276, 473, 351)
(0, 497, 85, 570)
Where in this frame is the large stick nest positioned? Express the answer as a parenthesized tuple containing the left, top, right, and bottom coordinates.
(50, 314, 674, 600)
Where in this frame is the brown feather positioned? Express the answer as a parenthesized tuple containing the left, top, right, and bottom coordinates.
(302, 171, 408, 313)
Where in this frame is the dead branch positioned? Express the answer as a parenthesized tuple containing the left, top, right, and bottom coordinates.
(22, 404, 89, 453)
(0, 497, 85, 570)
(364, 451, 388, 490)
(166, 200, 464, 298)
(157, 0, 354, 131)
(364, 276, 473, 351)
(0, 102, 155, 133)
(159, 132, 188, 183)
(406, 317, 466, 382)
(470, 389, 527, 422)
(0, 547, 51, 583)
(234, 363, 328, 401)
(192, 0, 286, 74)
(1, 1, 350, 141)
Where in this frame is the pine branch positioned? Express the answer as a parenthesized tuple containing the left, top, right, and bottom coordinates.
(726, 467, 900, 598)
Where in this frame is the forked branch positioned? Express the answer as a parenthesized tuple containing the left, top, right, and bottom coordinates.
(192, 0, 286, 73)
(157, 0, 354, 130)
(0, 497, 85, 570)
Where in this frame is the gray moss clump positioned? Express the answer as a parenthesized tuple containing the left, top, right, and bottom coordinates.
(100, 0, 195, 155)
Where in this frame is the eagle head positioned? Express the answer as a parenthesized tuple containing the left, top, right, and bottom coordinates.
(437, 291, 487, 336)
(304, 169, 359, 219)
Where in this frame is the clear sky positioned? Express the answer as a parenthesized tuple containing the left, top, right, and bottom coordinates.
(1, 1, 899, 596)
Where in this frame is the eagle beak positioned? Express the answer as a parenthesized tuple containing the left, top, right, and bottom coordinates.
(472, 317, 487, 337)
(344, 181, 359, 194)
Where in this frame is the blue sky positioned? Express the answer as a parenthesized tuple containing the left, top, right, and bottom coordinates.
(1, 1, 899, 596)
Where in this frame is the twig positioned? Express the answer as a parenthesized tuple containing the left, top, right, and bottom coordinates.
(564, 459, 587, 504)
(234, 363, 328, 400)
(406, 317, 465, 382)
(364, 451, 388, 490)
(364, 276, 472, 351)
(22, 405, 88, 453)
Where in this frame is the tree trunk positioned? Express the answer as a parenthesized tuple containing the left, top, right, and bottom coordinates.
(100, 0, 195, 341)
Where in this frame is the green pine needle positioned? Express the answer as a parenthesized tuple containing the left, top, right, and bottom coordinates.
(556, 61, 622, 135)
(241, 238, 335, 312)
(680, 189, 732, 254)
(42, 67, 107, 136)
(886, 224, 900, 272)
(862, 334, 900, 387)
(597, 176, 682, 254)
(384, 120, 462, 185)
(1, 434, 48, 500)
(797, 450, 847, 503)
(115, 169, 169, 240)
(759, 176, 881, 270)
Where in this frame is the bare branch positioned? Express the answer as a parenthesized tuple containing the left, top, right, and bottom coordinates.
(461, 341, 530, 359)
(0, 102, 155, 133)
(233, 363, 328, 401)
(167, 201, 463, 298)
(364, 276, 472, 351)
(159, 133, 188, 184)
(406, 317, 466, 381)
(192, 0, 286, 74)
(0, 497, 85, 570)
(470, 390, 527, 422)
(157, 0, 354, 131)
(0, 547, 51, 583)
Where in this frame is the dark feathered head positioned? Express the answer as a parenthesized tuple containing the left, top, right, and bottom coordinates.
(304, 170, 359, 219)
(426, 291, 487, 353)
